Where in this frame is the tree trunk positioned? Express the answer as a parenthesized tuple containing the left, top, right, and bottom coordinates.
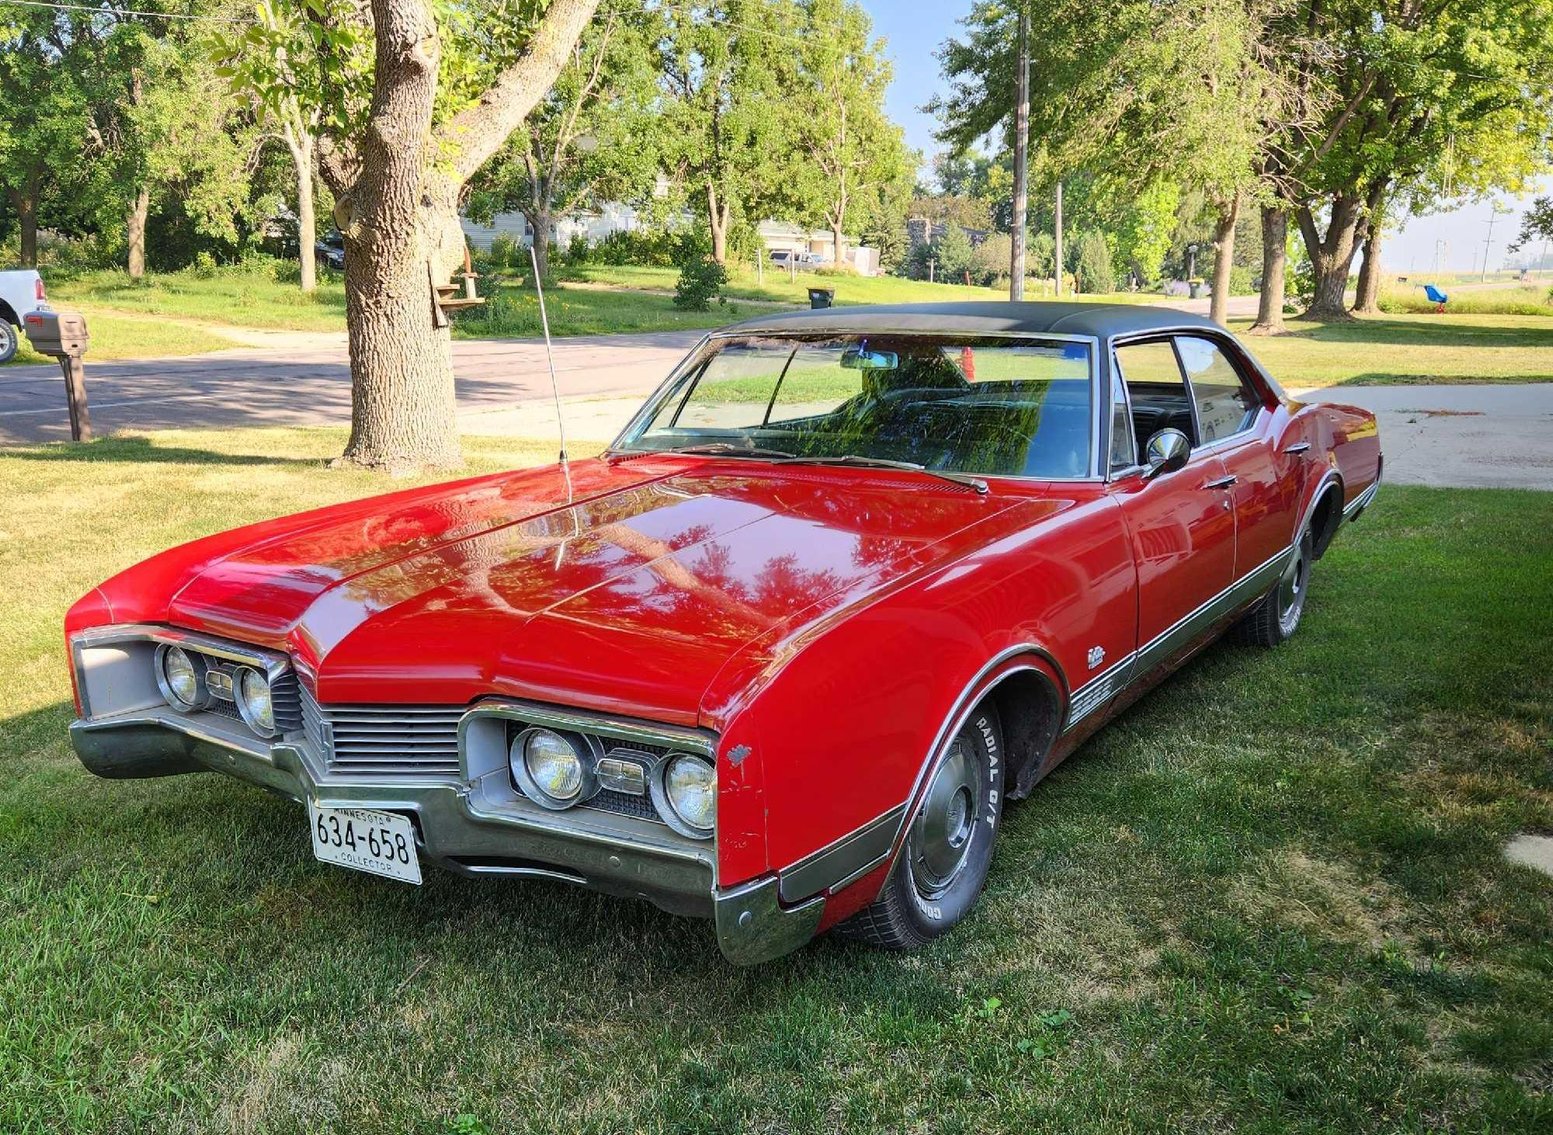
(832, 220, 845, 268)
(292, 130, 317, 294)
(1296, 195, 1363, 321)
(10, 185, 38, 268)
(707, 184, 729, 264)
(336, 0, 461, 471)
(1248, 205, 1287, 336)
(525, 196, 553, 283)
(1209, 193, 1239, 326)
(126, 186, 149, 280)
(1351, 181, 1388, 315)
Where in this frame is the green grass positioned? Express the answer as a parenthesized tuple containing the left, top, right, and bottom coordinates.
(6, 307, 238, 365)
(50, 265, 348, 332)
(1230, 311, 1553, 386)
(1, 427, 1551, 1132)
(1379, 282, 1553, 318)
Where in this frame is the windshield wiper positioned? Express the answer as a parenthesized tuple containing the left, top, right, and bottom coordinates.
(608, 442, 800, 462)
(779, 454, 989, 494)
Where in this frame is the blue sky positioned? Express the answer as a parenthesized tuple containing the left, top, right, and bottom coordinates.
(856, 0, 1546, 275)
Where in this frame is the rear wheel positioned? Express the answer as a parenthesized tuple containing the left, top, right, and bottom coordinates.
(0, 322, 17, 364)
(1234, 528, 1313, 647)
(836, 701, 1004, 949)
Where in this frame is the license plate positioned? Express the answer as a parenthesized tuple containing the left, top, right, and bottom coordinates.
(307, 803, 422, 885)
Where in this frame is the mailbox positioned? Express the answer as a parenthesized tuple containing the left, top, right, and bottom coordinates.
(23, 309, 90, 358)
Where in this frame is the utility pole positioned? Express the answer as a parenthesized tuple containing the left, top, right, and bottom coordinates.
(1482, 201, 1510, 281)
(1009, 7, 1030, 300)
(1054, 181, 1064, 297)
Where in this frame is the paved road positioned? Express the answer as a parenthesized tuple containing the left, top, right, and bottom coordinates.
(0, 330, 703, 445)
(3, 306, 1548, 490)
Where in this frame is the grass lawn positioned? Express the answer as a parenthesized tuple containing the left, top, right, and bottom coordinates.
(1230, 312, 1553, 387)
(6, 307, 238, 366)
(1379, 282, 1553, 318)
(50, 267, 348, 333)
(2, 427, 1550, 1133)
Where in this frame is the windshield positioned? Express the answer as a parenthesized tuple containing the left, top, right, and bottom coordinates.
(613, 333, 1096, 478)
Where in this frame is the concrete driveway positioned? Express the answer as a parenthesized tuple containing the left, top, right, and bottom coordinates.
(1292, 382, 1553, 491)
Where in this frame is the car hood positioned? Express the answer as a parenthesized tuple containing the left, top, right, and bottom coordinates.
(157, 458, 1060, 725)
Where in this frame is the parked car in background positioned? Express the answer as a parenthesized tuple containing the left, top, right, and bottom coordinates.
(768, 249, 820, 269)
(65, 302, 1381, 963)
(0, 268, 49, 363)
(315, 233, 346, 271)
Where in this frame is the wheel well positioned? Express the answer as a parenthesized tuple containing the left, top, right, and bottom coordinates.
(986, 669, 1062, 799)
(0, 301, 18, 328)
(1308, 482, 1344, 559)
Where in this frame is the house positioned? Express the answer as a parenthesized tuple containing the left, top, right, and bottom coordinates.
(757, 221, 880, 276)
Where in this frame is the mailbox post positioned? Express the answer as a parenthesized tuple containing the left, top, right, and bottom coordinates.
(22, 310, 92, 442)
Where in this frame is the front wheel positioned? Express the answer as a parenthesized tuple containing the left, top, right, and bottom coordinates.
(835, 701, 1005, 950)
(0, 322, 17, 364)
(1234, 528, 1313, 647)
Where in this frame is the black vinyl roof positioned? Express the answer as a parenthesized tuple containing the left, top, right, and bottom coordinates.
(720, 300, 1222, 340)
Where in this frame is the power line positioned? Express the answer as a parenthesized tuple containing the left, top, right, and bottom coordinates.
(0, 0, 245, 22)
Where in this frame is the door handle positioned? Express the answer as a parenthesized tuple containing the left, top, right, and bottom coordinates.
(1283, 442, 1311, 455)
(1203, 475, 1237, 489)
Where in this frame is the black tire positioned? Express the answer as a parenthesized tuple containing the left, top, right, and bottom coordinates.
(1233, 528, 1314, 647)
(835, 701, 1005, 950)
(0, 322, 17, 364)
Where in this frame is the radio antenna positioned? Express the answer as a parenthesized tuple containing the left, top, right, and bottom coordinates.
(529, 243, 573, 503)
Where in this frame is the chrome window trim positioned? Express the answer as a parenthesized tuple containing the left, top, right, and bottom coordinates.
(608, 328, 1107, 483)
(1109, 328, 1272, 459)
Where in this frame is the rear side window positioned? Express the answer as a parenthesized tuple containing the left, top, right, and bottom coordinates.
(1176, 336, 1261, 442)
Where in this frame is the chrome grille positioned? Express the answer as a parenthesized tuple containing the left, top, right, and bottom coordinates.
(300, 684, 464, 778)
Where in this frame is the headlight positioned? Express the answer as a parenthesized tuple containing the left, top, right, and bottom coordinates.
(512, 727, 591, 808)
(155, 645, 208, 711)
(235, 666, 276, 736)
(657, 753, 715, 838)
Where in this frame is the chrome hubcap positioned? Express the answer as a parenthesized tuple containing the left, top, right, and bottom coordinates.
(1277, 547, 1308, 634)
(910, 739, 982, 899)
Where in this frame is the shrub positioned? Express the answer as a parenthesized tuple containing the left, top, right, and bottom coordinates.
(594, 228, 678, 267)
(488, 233, 520, 271)
(563, 233, 591, 265)
(1073, 230, 1115, 294)
(672, 232, 727, 311)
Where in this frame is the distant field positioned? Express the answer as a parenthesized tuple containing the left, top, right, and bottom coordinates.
(1231, 311, 1553, 387)
(1379, 281, 1553, 317)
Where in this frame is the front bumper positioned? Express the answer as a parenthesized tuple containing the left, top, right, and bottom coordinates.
(70, 712, 822, 964)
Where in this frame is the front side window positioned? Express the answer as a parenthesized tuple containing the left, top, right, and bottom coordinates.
(618, 333, 1096, 478)
(1176, 336, 1261, 442)
(1114, 339, 1194, 457)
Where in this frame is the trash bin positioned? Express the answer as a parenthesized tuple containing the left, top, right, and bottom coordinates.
(1188, 281, 1203, 299)
(808, 287, 834, 309)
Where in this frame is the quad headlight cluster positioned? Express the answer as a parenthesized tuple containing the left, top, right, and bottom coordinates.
(154, 643, 280, 739)
(508, 725, 715, 840)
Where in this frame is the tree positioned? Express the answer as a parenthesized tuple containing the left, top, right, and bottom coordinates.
(218, 0, 363, 293)
(0, 8, 88, 267)
(1274, 0, 1553, 320)
(1073, 229, 1114, 294)
(787, 0, 908, 267)
(464, 0, 662, 283)
(658, 0, 794, 265)
(227, 0, 599, 470)
(1509, 197, 1553, 264)
(931, 0, 1284, 321)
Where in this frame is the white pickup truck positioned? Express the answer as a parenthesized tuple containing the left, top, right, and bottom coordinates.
(0, 268, 49, 363)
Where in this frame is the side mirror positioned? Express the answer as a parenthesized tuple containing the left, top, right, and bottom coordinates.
(1144, 428, 1191, 479)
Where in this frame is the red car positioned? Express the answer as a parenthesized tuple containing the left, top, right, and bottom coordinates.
(66, 303, 1381, 963)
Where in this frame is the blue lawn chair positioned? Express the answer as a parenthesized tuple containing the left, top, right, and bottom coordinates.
(1423, 284, 1449, 311)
